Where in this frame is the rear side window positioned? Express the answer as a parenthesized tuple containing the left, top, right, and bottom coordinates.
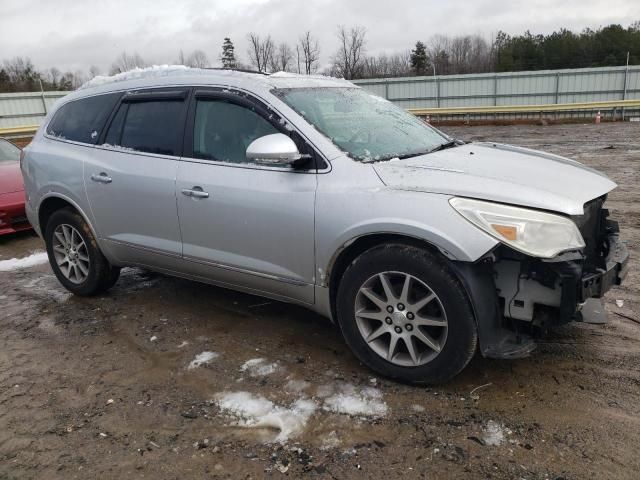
(47, 93, 120, 144)
(104, 100, 185, 156)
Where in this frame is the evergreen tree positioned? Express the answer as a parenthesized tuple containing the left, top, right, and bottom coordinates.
(221, 37, 237, 69)
(410, 41, 429, 75)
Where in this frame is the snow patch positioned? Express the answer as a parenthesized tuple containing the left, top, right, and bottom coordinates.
(268, 71, 354, 88)
(320, 430, 342, 450)
(80, 65, 190, 89)
(0, 251, 49, 272)
(240, 358, 279, 377)
(483, 420, 506, 446)
(22, 275, 72, 302)
(100, 143, 136, 152)
(284, 378, 311, 394)
(188, 351, 219, 370)
(215, 391, 316, 443)
(322, 383, 388, 417)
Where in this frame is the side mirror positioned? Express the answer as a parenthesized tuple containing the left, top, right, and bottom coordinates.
(246, 133, 307, 166)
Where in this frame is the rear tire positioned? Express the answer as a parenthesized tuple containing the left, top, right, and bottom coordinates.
(44, 208, 120, 296)
(336, 243, 477, 384)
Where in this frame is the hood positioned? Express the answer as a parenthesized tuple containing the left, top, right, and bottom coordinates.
(373, 142, 616, 215)
(0, 161, 24, 195)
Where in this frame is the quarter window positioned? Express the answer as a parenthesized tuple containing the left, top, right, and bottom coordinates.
(193, 99, 279, 164)
(47, 93, 120, 144)
(104, 100, 184, 156)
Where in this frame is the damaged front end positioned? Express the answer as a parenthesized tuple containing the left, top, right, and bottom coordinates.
(452, 196, 629, 359)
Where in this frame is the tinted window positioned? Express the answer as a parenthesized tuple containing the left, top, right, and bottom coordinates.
(104, 100, 184, 156)
(193, 99, 278, 163)
(104, 102, 127, 147)
(47, 93, 120, 144)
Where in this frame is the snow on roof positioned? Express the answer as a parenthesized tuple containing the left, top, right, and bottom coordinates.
(268, 71, 355, 88)
(80, 65, 195, 90)
(79, 65, 354, 91)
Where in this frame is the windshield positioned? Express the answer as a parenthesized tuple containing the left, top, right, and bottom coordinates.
(273, 87, 448, 162)
(0, 139, 20, 163)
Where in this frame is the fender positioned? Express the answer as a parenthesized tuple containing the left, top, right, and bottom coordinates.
(37, 191, 99, 242)
(320, 219, 498, 286)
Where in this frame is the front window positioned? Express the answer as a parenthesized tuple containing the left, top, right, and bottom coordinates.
(193, 99, 279, 164)
(273, 87, 448, 162)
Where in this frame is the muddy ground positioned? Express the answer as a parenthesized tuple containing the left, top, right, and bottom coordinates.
(1, 123, 638, 479)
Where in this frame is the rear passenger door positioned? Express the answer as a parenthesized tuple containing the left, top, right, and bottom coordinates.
(84, 88, 188, 266)
(176, 89, 317, 303)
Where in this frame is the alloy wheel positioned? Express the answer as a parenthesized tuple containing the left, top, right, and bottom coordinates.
(52, 224, 90, 284)
(354, 271, 448, 367)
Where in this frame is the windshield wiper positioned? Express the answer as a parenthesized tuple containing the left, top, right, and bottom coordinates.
(360, 139, 463, 163)
(428, 139, 462, 154)
(396, 151, 431, 160)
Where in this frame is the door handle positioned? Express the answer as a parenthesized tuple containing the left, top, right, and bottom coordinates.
(181, 187, 209, 199)
(91, 173, 112, 184)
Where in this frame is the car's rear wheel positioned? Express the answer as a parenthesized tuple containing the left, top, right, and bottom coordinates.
(336, 243, 477, 384)
(45, 208, 120, 296)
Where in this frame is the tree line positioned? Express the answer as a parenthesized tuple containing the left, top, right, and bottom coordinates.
(1, 22, 638, 93)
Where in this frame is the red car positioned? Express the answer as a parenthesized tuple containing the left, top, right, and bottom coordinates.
(0, 138, 31, 235)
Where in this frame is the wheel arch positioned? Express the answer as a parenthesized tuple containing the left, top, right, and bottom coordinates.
(326, 233, 453, 323)
(38, 193, 98, 240)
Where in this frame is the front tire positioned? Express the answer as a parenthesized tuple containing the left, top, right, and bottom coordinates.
(44, 208, 120, 296)
(336, 244, 477, 384)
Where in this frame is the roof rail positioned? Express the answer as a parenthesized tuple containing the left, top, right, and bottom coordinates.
(203, 67, 269, 76)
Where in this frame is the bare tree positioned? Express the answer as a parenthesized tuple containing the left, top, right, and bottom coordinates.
(331, 26, 367, 79)
(110, 52, 147, 74)
(88, 65, 101, 79)
(389, 50, 412, 76)
(247, 33, 275, 73)
(270, 43, 294, 72)
(186, 50, 209, 68)
(469, 35, 493, 72)
(47, 67, 62, 87)
(362, 51, 412, 78)
(71, 70, 87, 89)
(298, 31, 320, 74)
(426, 34, 493, 75)
(3, 57, 37, 83)
(177, 50, 186, 65)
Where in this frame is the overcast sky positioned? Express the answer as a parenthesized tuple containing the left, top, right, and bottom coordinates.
(1, 0, 639, 74)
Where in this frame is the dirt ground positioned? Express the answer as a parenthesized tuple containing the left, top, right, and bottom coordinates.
(1, 123, 638, 480)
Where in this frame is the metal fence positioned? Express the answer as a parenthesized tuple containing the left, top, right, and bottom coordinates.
(0, 91, 69, 130)
(353, 65, 640, 120)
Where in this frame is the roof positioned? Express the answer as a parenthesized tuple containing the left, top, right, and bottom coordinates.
(75, 65, 354, 98)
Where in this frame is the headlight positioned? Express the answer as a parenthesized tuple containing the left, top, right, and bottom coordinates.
(449, 197, 585, 258)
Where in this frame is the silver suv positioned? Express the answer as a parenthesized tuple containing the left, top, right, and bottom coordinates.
(21, 68, 629, 383)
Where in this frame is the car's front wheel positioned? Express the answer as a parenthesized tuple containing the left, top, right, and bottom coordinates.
(336, 243, 477, 384)
(45, 208, 120, 296)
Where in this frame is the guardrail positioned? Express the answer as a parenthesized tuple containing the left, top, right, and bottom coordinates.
(0, 125, 39, 137)
(408, 99, 640, 116)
